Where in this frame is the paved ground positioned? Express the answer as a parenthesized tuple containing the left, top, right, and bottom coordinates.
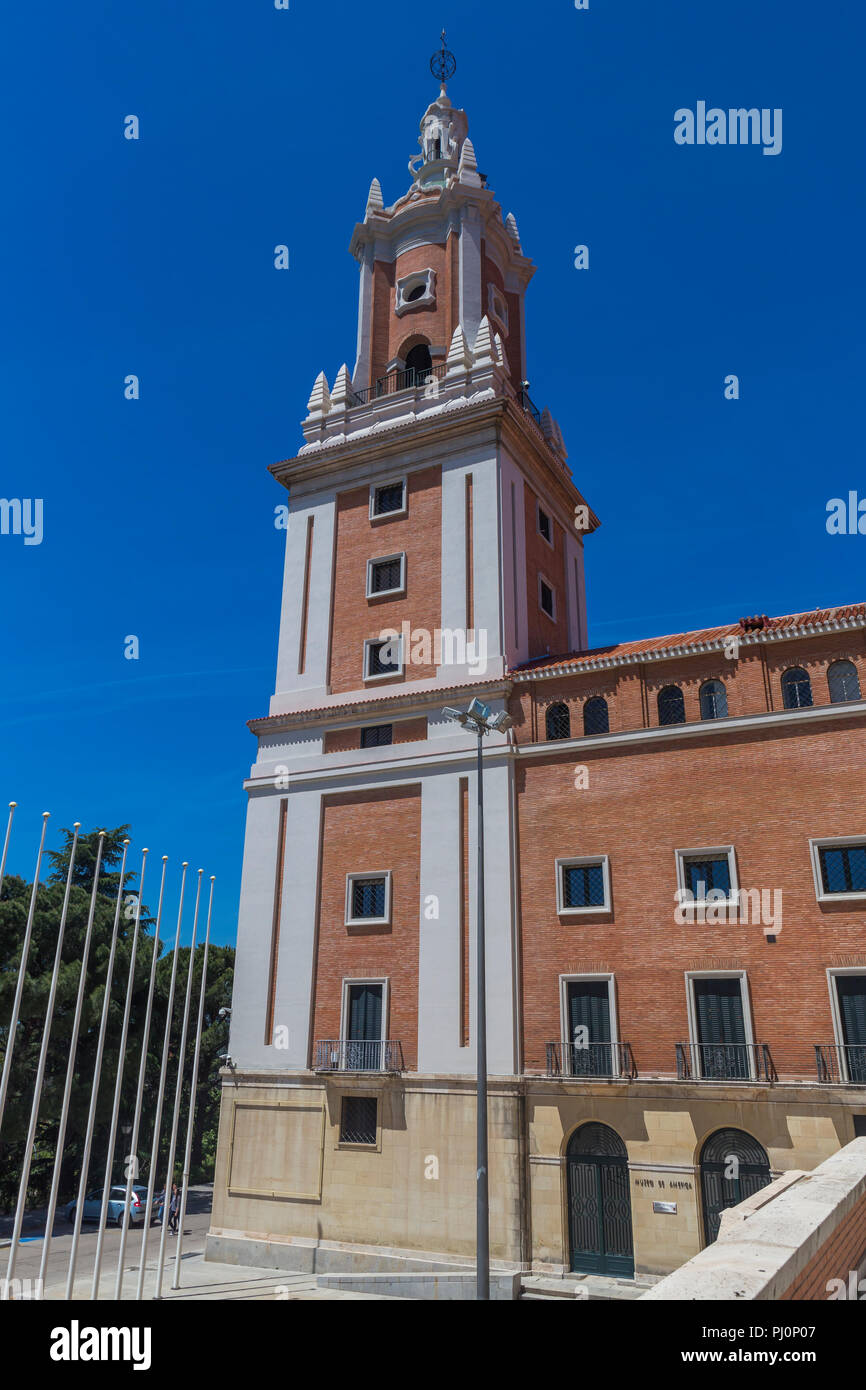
(0, 1186, 396, 1301)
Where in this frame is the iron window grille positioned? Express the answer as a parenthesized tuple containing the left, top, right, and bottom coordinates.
(781, 666, 813, 709)
(818, 844, 866, 895)
(583, 697, 609, 736)
(828, 659, 861, 704)
(339, 1096, 378, 1144)
(365, 639, 401, 679)
(545, 702, 571, 740)
(350, 877, 387, 919)
(361, 725, 393, 749)
(561, 862, 606, 910)
(371, 481, 406, 517)
(368, 556, 404, 595)
(700, 680, 728, 720)
(658, 685, 686, 725)
(682, 855, 732, 900)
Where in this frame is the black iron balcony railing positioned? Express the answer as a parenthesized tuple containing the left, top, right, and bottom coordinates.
(545, 1041, 637, 1080)
(314, 1039, 405, 1074)
(351, 363, 448, 406)
(517, 384, 542, 426)
(676, 1041, 778, 1083)
(814, 1043, 866, 1085)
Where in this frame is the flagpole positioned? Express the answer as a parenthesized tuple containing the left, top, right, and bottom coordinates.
(4, 825, 80, 1295)
(171, 877, 215, 1289)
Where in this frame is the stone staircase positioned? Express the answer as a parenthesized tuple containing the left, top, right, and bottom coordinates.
(520, 1272, 661, 1302)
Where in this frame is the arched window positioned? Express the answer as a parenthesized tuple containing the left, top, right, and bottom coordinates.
(699, 680, 728, 720)
(781, 666, 813, 710)
(828, 659, 861, 704)
(405, 342, 432, 382)
(658, 685, 686, 726)
(583, 697, 609, 736)
(545, 702, 571, 741)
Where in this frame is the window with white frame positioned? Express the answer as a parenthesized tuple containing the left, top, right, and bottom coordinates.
(538, 575, 556, 621)
(536, 504, 553, 547)
(370, 479, 407, 520)
(363, 635, 403, 681)
(366, 553, 406, 598)
(685, 971, 754, 1080)
(827, 969, 866, 1084)
(345, 873, 392, 926)
(675, 846, 739, 914)
(811, 837, 866, 902)
(560, 974, 618, 1077)
(488, 283, 509, 333)
(395, 269, 436, 316)
(556, 856, 611, 914)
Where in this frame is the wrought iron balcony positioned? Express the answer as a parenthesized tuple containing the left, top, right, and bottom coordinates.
(545, 1041, 637, 1080)
(814, 1043, 866, 1085)
(314, 1040, 405, 1074)
(676, 1042, 778, 1083)
(351, 363, 448, 406)
(516, 384, 542, 425)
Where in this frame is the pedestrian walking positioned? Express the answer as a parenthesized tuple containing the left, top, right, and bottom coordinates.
(168, 1182, 180, 1235)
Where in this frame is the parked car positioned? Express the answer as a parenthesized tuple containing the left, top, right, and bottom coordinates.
(64, 1185, 157, 1228)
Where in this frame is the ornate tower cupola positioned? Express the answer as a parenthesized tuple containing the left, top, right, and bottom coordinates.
(346, 35, 536, 394)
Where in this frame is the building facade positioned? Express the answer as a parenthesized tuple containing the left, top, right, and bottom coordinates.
(209, 75, 866, 1280)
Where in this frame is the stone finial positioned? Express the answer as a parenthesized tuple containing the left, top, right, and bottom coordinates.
(446, 325, 474, 375)
(541, 407, 556, 442)
(329, 364, 352, 413)
(306, 371, 331, 419)
(458, 137, 482, 188)
(366, 178, 384, 216)
(494, 333, 509, 373)
(505, 213, 522, 249)
(552, 419, 567, 458)
(473, 315, 497, 369)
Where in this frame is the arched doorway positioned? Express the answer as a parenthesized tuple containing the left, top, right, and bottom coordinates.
(566, 1123, 634, 1277)
(405, 342, 432, 383)
(700, 1128, 771, 1245)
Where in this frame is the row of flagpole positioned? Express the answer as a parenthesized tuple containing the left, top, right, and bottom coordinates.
(0, 802, 215, 1300)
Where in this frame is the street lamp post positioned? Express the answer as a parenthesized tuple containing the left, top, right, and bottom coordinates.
(442, 698, 513, 1301)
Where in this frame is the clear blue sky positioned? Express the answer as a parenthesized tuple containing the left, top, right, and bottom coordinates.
(1, 0, 863, 945)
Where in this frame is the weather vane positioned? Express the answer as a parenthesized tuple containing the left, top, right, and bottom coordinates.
(430, 29, 457, 86)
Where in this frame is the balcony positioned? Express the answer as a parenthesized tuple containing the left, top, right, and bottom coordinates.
(350, 363, 448, 406)
(676, 1042, 778, 1083)
(545, 1041, 637, 1080)
(814, 1043, 866, 1085)
(314, 1040, 405, 1074)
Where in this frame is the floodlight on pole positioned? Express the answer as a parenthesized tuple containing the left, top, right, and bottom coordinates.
(441, 698, 513, 1301)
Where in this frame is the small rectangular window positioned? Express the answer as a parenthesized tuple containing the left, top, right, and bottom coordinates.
(556, 856, 611, 914)
(539, 579, 555, 619)
(682, 855, 732, 900)
(675, 846, 738, 913)
(345, 872, 391, 926)
(820, 845, 866, 895)
(364, 637, 402, 680)
(361, 725, 393, 748)
(340, 1096, 377, 1145)
(366, 553, 405, 598)
(537, 506, 552, 545)
(371, 480, 406, 518)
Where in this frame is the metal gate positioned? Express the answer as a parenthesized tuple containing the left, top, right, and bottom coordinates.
(566, 1123, 634, 1278)
(700, 1128, 771, 1245)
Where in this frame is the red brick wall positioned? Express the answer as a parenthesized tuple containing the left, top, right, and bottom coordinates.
(328, 466, 442, 695)
(781, 1192, 866, 1299)
(482, 244, 522, 381)
(516, 715, 866, 1076)
(311, 785, 422, 1069)
(323, 717, 428, 754)
(524, 484, 569, 662)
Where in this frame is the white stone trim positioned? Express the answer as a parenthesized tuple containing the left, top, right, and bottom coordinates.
(339, 976, 390, 1038)
(366, 552, 406, 600)
(555, 855, 611, 916)
(684, 969, 756, 1078)
(810, 835, 866, 903)
(675, 845, 740, 919)
(536, 502, 554, 549)
(538, 571, 556, 622)
(558, 972, 619, 1076)
(344, 874, 392, 928)
(395, 268, 436, 316)
(363, 636, 404, 684)
(369, 477, 407, 521)
(826, 967, 866, 1083)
